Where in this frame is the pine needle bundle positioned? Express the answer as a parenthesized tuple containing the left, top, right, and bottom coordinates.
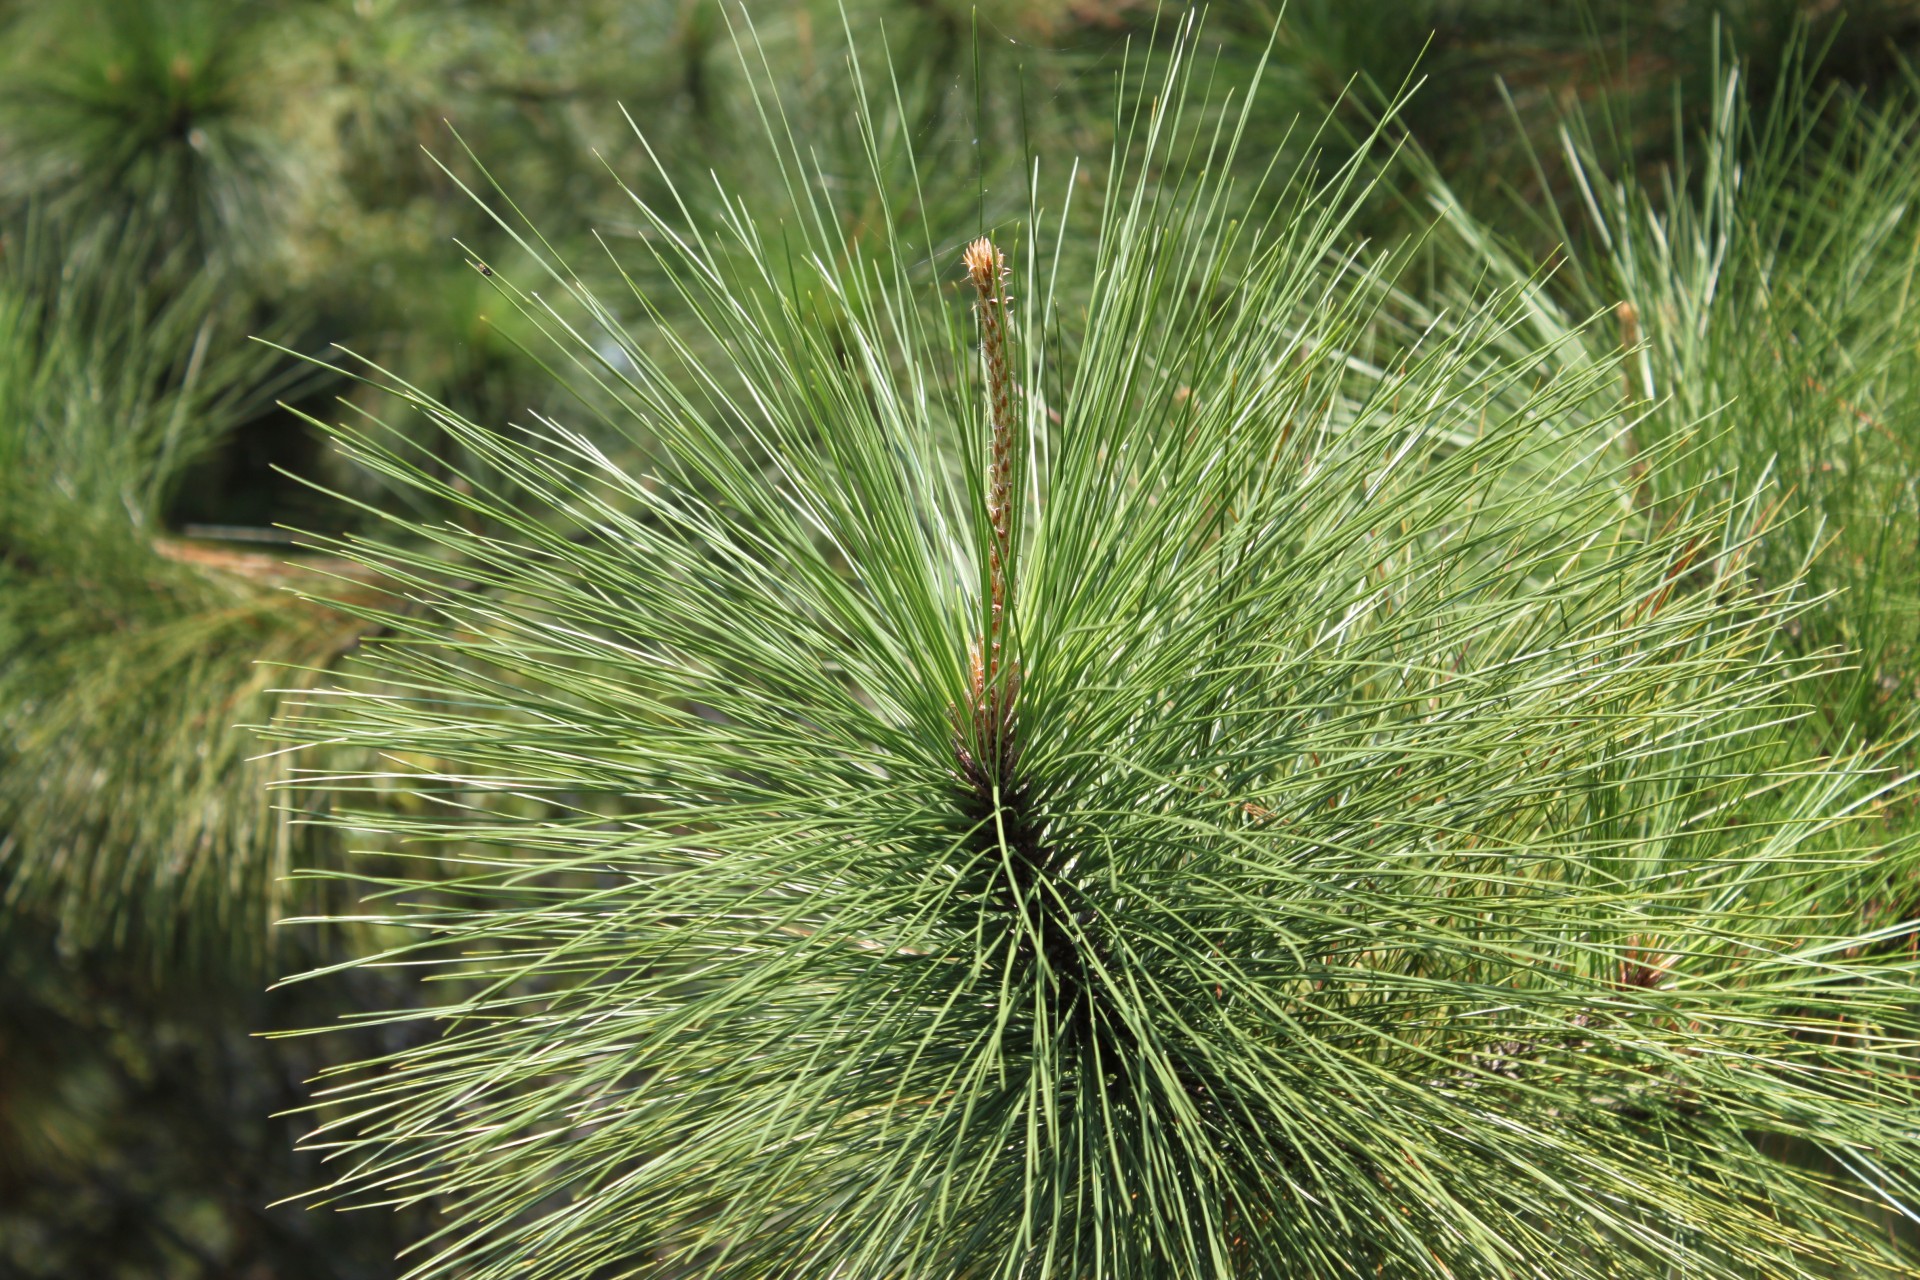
(0, 220, 360, 972)
(276, 18, 1920, 1278)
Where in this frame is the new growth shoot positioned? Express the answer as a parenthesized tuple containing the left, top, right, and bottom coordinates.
(959, 236, 1020, 785)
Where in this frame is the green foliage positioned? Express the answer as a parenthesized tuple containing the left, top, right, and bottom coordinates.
(0, 0, 1057, 975)
(274, 24, 1920, 1276)
(0, 222, 355, 972)
(1198, 1, 1920, 241)
(1422, 49, 1920, 759)
(0, 0, 302, 275)
(2, 2, 1919, 1274)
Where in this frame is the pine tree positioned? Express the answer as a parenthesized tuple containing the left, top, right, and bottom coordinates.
(274, 17, 1920, 1277)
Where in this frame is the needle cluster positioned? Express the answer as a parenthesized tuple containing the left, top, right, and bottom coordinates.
(275, 21, 1920, 1280)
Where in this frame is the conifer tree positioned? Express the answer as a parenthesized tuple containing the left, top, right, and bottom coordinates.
(276, 17, 1920, 1277)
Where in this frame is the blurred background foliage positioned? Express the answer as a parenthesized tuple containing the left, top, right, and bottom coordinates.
(3, 0, 1919, 1274)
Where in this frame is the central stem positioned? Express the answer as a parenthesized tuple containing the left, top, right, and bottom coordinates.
(962, 236, 1020, 778)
